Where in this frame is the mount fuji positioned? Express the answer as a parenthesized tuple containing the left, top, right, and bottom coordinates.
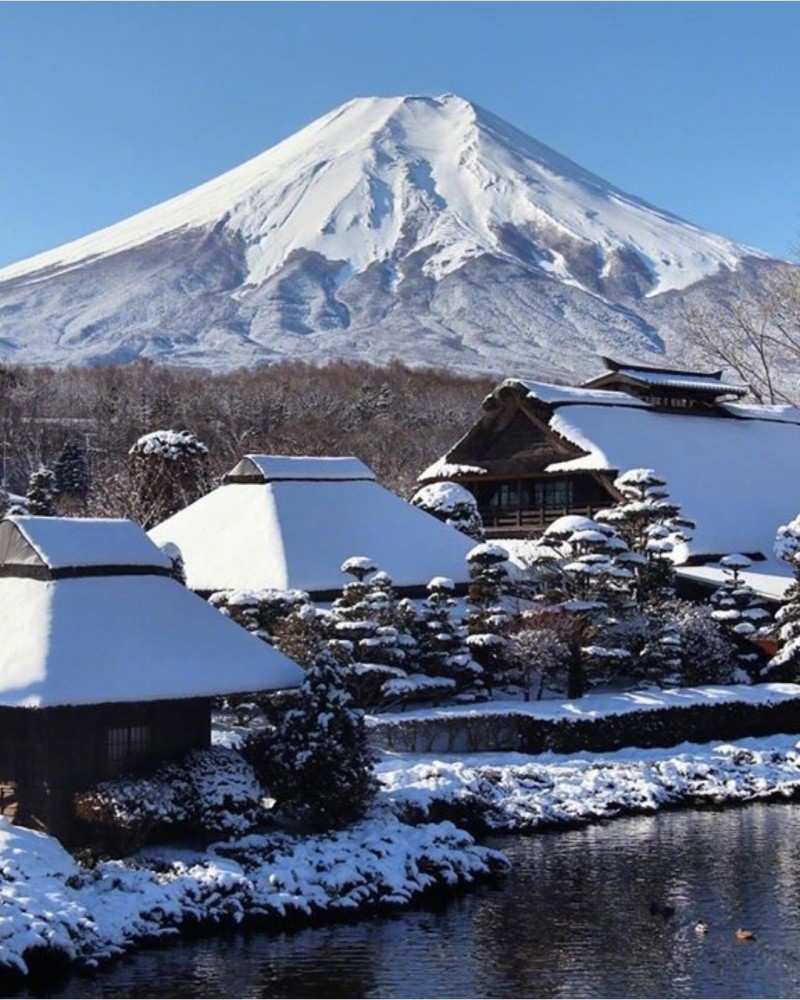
(0, 94, 778, 378)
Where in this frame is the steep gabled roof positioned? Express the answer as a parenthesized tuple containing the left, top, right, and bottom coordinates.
(421, 378, 800, 566)
(0, 516, 172, 577)
(150, 454, 474, 594)
(0, 517, 304, 707)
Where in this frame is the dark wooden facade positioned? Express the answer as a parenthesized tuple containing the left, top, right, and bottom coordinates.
(423, 382, 618, 538)
(0, 698, 210, 845)
(420, 358, 750, 539)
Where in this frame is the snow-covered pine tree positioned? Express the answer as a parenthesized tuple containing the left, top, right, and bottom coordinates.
(595, 468, 694, 605)
(329, 556, 409, 708)
(242, 648, 378, 832)
(414, 575, 481, 696)
(363, 570, 417, 667)
(26, 465, 57, 516)
(410, 481, 484, 541)
(521, 516, 636, 695)
(765, 515, 800, 680)
(708, 553, 771, 680)
(464, 542, 511, 695)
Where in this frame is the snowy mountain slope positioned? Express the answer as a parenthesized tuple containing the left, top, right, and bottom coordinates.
(0, 94, 778, 376)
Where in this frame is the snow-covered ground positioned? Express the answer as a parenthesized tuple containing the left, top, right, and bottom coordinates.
(6, 730, 800, 982)
(376, 734, 800, 831)
(370, 681, 800, 726)
(0, 816, 504, 980)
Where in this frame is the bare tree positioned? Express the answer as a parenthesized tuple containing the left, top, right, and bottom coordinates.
(680, 263, 800, 405)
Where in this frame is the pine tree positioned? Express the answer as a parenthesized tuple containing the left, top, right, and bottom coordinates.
(416, 576, 481, 694)
(708, 554, 771, 680)
(765, 514, 800, 680)
(242, 648, 378, 832)
(521, 516, 636, 696)
(595, 468, 694, 605)
(26, 465, 57, 516)
(329, 557, 409, 708)
(54, 440, 91, 499)
(464, 542, 511, 695)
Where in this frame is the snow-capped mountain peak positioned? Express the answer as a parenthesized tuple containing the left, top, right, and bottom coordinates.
(0, 94, 776, 376)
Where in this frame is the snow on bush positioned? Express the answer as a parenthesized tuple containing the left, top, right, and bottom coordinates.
(410, 481, 484, 541)
(74, 747, 265, 847)
(377, 738, 800, 832)
(129, 429, 208, 461)
(381, 674, 457, 706)
(0, 816, 507, 980)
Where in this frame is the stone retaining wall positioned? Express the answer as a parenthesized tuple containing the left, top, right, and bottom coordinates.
(369, 695, 800, 756)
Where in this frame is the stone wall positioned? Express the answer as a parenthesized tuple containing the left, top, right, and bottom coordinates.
(369, 694, 800, 756)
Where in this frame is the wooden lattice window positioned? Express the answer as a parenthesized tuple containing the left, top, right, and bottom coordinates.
(106, 724, 152, 776)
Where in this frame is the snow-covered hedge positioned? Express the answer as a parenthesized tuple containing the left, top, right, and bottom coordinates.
(74, 747, 265, 848)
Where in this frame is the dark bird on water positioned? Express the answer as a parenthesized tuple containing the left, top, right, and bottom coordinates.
(736, 928, 756, 941)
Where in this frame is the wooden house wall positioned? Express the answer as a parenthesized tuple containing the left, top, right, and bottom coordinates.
(437, 394, 617, 536)
(0, 698, 210, 843)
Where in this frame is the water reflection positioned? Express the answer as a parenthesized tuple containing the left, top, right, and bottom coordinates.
(18, 803, 800, 999)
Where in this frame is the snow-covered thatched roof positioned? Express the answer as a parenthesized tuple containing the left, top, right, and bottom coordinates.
(541, 394, 800, 562)
(0, 516, 304, 708)
(225, 455, 374, 483)
(582, 357, 748, 397)
(149, 454, 474, 594)
(421, 378, 800, 567)
(0, 516, 171, 575)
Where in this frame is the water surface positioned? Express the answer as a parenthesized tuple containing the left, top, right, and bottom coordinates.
(18, 803, 800, 998)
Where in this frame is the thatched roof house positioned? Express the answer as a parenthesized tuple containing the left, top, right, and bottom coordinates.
(419, 358, 800, 569)
(0, 516, 304, 841)
(149, 455, 475, 598)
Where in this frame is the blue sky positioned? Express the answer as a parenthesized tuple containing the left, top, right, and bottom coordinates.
(1, 2, 799, 268)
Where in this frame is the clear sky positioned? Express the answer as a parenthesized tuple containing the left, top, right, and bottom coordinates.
(1, 2, 799, 269)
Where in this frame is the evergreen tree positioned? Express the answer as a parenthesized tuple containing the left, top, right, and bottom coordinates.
(708, 553, 771, 679)
(416, 576, 481, 694)
(26, 465, 57, 516)
(521, 516, 636, 696)
(242, 648, 378, 832)
(410, 481, 484, 541)
(464, 542, 511, 695)
(54, 440, 91, 499)
(765, 514, 800, 680)
(595, 468, 694, 605)
(329, 557, 409, 708)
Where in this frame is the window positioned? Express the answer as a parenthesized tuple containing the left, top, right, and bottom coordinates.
(485, 478, 574, 510)
(531, 479, 574, 509)
(106, 724, 152, 776)
(488, 482, 520, 509)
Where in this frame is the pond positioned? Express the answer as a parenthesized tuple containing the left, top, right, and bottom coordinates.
(17, 803, 800, 999)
